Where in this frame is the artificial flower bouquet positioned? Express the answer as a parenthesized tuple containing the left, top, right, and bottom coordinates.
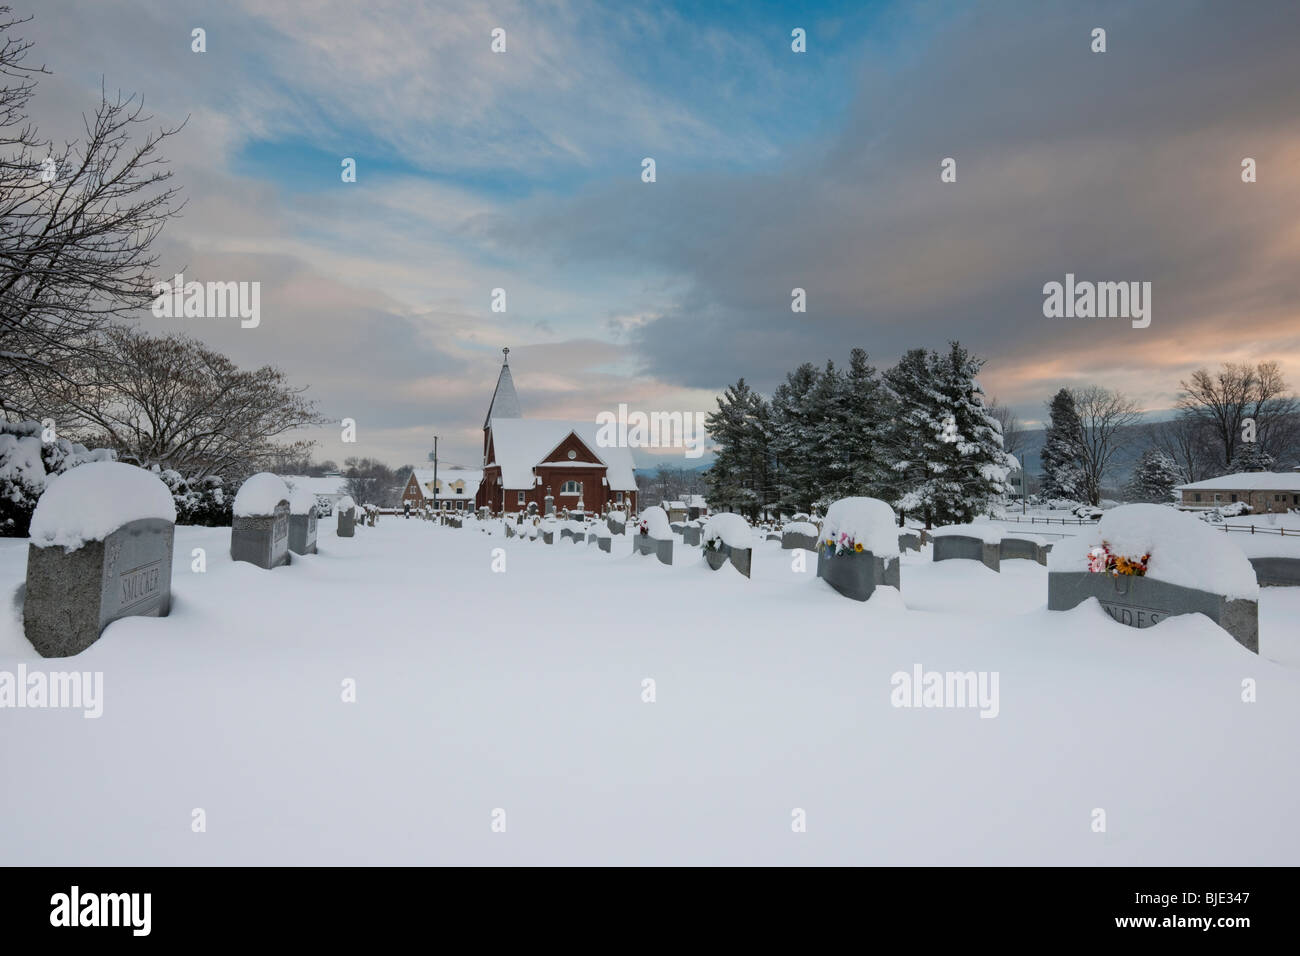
(1086, 543, 1150, 576)
(823, 530, 866, 557)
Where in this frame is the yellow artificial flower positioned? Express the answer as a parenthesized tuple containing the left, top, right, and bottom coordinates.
(854, 542, 864, 552)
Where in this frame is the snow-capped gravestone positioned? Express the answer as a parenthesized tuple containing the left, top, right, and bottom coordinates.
(816, 498, 901, 602)
(931, 525, 1001, 572)
(702, 513, 753, 578)
(781, 520, 819, 551)
(230, 473, 291, 570)
(336, 495, 356, 537)
(632, 506, 673, 565)
(1248, 557, 1300, 588)
(286, 484, 318, 555)
(607, 510, 626, 536)
(682, 521, 702, 547)
(999, 534, 1048, 566)
(898, 531, 921, 552)
(1048, 505, 1260, 653)
(23, 462, 176, 658)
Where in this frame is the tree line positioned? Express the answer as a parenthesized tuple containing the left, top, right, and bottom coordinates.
(704, 343, 1013, 527)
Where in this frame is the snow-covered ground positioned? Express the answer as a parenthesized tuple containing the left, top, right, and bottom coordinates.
(2, 517, 1298, 865)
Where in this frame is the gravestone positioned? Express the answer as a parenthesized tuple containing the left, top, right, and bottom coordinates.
(999, 536, 1046, 565)
(704, 542, 753, 578)
(232, 500, 291, 569)
(932, 534, 1000, 572)
(337, 506, 356, 537)
(1247, 556, 1300, 587)
(597, 535, 612, 554)
(670, 522, 685, 535)
(505, 523, 516, 539)
(682, 525, 702, 547)
(632, 533, 672, 565)
(782, 529, 819, 551)
(816, 546, 900, 602)
(545, 495, 555, 515)
(24, 518, 175, 658)
(542, 530, 554, 545)
(289, 506, 318, 555)
(765, 532, 781, 542)
(897, 532, 921, 552)
(608, 516, 626, 535)
(1047, 571, 1258, 653)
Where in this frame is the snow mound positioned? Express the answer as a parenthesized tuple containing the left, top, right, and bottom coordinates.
(703, 513, 752, 550)
(1050, 504, 1259, 599)
(931, 523, 1005, 545)
(29, 461, 176, 551)
(637, 506, 672, 540)
(821, 498, 900, 557)
(336, 495, 356, 513)
(286, 483, 318, 515)
(782, 520, 818, 536)
(608, 510, 627, 524)
(233, 473, 291, 517)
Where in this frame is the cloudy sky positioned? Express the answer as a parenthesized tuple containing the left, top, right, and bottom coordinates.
(21, 0, 1300, 467)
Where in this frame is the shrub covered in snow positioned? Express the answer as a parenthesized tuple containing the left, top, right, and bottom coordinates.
(702, 512, 751, 551)
(1073, 504, 1104, 520)
(157, 469, 232, 526)
(1050, 503, 1259, 599)
(29, 461, 176, 551)
(821, 497, 900, 557)
(0, 420, 116, 536)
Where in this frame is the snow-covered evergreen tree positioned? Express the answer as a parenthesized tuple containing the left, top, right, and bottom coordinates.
(704, 379, 771, 520)
(833, 347, 888, 501)
(1040, 388, 1085, 501)
(1125, 448, 1183, 502)
(883, 344, 1010, 527)
(768, 363, 820, 514)
(1225, 441, 1275, 474)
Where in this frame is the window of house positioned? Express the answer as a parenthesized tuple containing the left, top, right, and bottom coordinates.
(1194, 494, 1201, 502)
(517, 491, 525, 505)
(1231, 494, 1238, 502)
(615, 491, 624, 503)
(561, 480, 580, 495)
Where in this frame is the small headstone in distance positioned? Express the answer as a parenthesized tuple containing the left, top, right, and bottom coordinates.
(23, 462, 177, 658)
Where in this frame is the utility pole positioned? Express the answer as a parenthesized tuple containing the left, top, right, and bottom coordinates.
(432, 436, 439, 514)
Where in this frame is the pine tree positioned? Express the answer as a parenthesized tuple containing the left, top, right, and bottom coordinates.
(834, 347, 888, 502)
(1226, 441, 1275, 474)
(883, 344, 1009, 527)
(1041, 388, 1086, 501)
(1126, 448, 1183, 503)
(704, 379, 772, 520)
(768, 363, 820, 515)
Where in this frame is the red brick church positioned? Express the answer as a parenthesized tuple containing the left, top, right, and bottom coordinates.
(476, 349, 637, 515)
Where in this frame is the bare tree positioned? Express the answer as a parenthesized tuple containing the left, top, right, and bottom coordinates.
(35, 326, 324, 478)
(342, 457, 395, 507)
(985, 397, 1026, 463)
(1072, 386, 1141, 505)
(0, 8, 184, 413)
(1177, 361, 1298, 470)
(1151, 413, 1214, 484)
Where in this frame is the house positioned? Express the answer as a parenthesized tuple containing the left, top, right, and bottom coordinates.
(400, 468, 484, 512)
(686, 495, 709, 520)
(1176, 470, 1300, 513)
(281, 473, 349, 515)
(475, 349, 637, 515)
(664, 500, 688, 522)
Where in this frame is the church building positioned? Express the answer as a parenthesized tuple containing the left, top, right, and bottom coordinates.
(476, 349, 637, 515)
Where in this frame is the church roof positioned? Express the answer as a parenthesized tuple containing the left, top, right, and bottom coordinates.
(487, 418, 637, 491)
(484, 354, 521, 428)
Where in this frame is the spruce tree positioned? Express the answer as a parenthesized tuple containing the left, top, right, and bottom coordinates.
(1041, 388, 1086, 501)
(1226, 441, 1275, 474)
(1125, 448, 1183, 503)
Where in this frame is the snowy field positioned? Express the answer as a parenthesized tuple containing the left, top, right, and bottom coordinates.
(2, 518, 1299, 865)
